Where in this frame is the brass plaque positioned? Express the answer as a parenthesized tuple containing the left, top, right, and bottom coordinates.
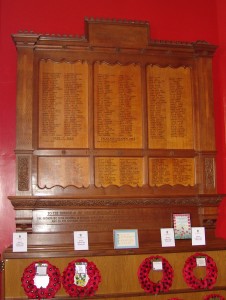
(39, 60, 89, 148)
(149, 158, 195, 186)
(147, 65, 194, 149)
(95, 157, 144, 187)
(38, 157, 90, 188)
(94, 62, 143, 148)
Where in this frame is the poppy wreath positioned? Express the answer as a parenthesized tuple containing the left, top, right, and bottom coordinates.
(137, 255, 174, 294)
(62, 258, 101, 297)
(182, 253, 218, 290)
(21, 260, 61, 299)
(203, 294, 225, 300)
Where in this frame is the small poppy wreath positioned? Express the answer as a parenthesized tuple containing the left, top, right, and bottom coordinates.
(203, 294, 225, 300)
(21, 260, 61, 299)
(62, 258, 101, 297)
(183, 253, 218, 290)
(137, 255, 174, 294)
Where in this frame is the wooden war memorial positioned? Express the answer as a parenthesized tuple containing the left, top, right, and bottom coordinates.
(2, 18, 226, 299)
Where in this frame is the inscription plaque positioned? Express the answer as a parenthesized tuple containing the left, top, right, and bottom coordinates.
(94, 62, 143, 148)
(32, 207, 166, 232)
(95, 157, 144, 187)
(149, 158, 195, 186)
(38, 157, 90, 188)
(39, 60, 89, 148)
(147, 65, 193, 149)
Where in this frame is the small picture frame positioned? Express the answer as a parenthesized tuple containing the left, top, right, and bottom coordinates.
(173, 213, 192, 239)
(113, 229, 139, 249)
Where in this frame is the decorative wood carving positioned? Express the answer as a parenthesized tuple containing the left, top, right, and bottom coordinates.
(17, 156, 29, 191)
(205, 157, 215, 190)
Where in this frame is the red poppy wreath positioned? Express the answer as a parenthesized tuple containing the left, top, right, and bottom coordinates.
(183, 253, 218, 290)
(137, 255, 174, 294)
(21, 260, 61, 299)
(62, 258, 101, 297)
(203, 294, 225, 300)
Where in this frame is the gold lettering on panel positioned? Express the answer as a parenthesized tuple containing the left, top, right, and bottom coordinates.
(38, 157, 90, 188)
(39, 60, 89, 148)
(147, 65, 194, 149)
(94, 62, 143, 148)
(95, 157, 144, 187)
(149, 158, 195, 186)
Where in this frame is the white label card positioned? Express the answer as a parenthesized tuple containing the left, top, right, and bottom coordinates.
(36, 265, 47, 275)
(152, 261, 163, 270)
(74, 231, 89, 250)
(13, 232, 27, 252)
(76, 263, 87, 274)
(192, 227, 206, 246)
(196, 257, 206, 267)
(160, 228, 175, 247)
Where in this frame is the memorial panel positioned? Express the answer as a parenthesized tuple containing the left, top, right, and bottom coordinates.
(38, 60, 89, 149)
(95, 157, 144, 187)
(149, 158, 195, 186)
(32, 207, 167, 232)
(147, 65, 194, 149)
(38, 157, 90, 188)
(94, 62, 143, 149)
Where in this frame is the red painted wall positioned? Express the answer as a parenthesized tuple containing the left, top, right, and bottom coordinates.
(0, 0, 225, 254)
(214, 0, 226, 238)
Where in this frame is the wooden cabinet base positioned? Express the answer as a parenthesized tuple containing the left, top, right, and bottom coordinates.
(3, 250, 226, 299)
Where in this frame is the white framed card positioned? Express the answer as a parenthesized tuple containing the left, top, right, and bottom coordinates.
(113, 229, 139, 249)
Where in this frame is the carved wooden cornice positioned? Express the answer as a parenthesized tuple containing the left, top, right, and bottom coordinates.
(11, 18, 217, 57)
(8, 195, 224, 209)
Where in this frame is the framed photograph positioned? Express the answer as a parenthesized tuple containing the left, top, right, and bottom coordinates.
(113, 229, 139, 249)
(173, 213, 192, 239)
